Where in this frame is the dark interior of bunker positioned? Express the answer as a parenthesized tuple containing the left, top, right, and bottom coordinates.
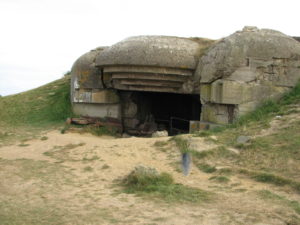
(120, 91, 201, 136)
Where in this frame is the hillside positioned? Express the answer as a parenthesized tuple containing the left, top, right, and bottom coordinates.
(0, 78, 300, 224)
(0, 76, 73, 145)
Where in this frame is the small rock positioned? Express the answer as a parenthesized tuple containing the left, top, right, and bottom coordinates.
(210, 135, 218, 141)
(236, 136, 251, 144)
(122, 133, 131, 138)
(152, 130, 168, 137)
(275, 115, 282, 119)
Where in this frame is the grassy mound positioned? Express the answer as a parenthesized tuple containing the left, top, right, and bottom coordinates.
(0, 76, 73, 128)
(122, 166, 212, 203)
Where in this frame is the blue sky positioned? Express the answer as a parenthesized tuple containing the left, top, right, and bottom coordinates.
(1, 0, 300, 96)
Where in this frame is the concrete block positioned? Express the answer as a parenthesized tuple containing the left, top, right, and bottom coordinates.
(74, 89, 92, 103)
(200, 84, 211, 102)
(91, 90, 119, 104)
(201, 103, 234, 124)
(72, 103, 120, 119)
(189, 120, 201, 133)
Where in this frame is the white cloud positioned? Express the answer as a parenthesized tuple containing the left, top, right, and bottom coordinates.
(0, 0, 300, 96)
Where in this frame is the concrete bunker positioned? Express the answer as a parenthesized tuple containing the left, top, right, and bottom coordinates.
(70, 27, 300, 135)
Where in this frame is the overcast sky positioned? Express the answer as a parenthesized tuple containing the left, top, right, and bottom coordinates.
(1, 0, 300, 96)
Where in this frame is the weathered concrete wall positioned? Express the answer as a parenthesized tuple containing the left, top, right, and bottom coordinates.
(71, 47, 122, 120)
(197, 27, 300, 125)
(95, 36, 215, 94)
(73, 103, 120, 119)
(73, 89, 119, 104)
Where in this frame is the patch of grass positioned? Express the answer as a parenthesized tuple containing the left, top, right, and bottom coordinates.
(153, 140, 169, 152)
(253, 173, 289, 186)
(43, 143, 85, 161)
(218, 168, 233, 175)
(193, 130, 212, 137)
(0, 200, 71, 225)
(258, 190, 300, 215)
(0, 132, 9, 140)
(209, 176, 230, 183)
(82, 155, 100, 161)
(239, 169, 300, 193)
(60, 124, 71, 134)
(83, 166, 93, 172)
(234, 100, 282, 127)
(209, 81, 300, 134)
(170, 136, 190, 153)
(122, 166, 212, 203)
(191, 146, 236, 160)
(18, 143, 30, 147)
(40, 136, 48, 141)
(101, 164, 110, 170)
(153, 140, 168, 147)
(0, 76, 73, 128)
(196, 163, 216, 173)
(0, 158, 72, 184)
(0, 199, 120, 225)
(85, 126, 118, 137)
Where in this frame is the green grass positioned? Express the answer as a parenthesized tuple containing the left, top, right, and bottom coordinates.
(258, 190, 300, 215)
(18, 143, 30, 147)
(43, 143, 85, 161)
(209, 176, 230, 183)
(170, 136, 191, 153)
(84, 126, 118, 137)
(0, 158, 72, 184)
(101, 164, 110, 170)
(0, 76, 73, 145)
(0, 76, 73, 128)
(121, 166, 212, 203)
(239, 169, 300, 193)
(40, 136, 48, 141)
(153, 140, 169, 147)
(196, 163, 217, 173)
(195, 82, 300, 186)
(202, 81, 300, 138)
(233, 81, 300, 128)
(83, 166, 93, 172)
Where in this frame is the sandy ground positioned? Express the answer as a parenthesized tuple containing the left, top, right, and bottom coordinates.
(0, 130, 299, 225)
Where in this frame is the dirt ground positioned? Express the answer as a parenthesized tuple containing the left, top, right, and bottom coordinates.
(0, 130, 299, 225)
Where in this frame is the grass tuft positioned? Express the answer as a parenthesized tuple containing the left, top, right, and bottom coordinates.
(196, 163, 217, 173)
(209, 176, 230, 183)
(170, 136, 190, 153)
(85, 126, 118, 137)
(122, 166, 212, 203)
